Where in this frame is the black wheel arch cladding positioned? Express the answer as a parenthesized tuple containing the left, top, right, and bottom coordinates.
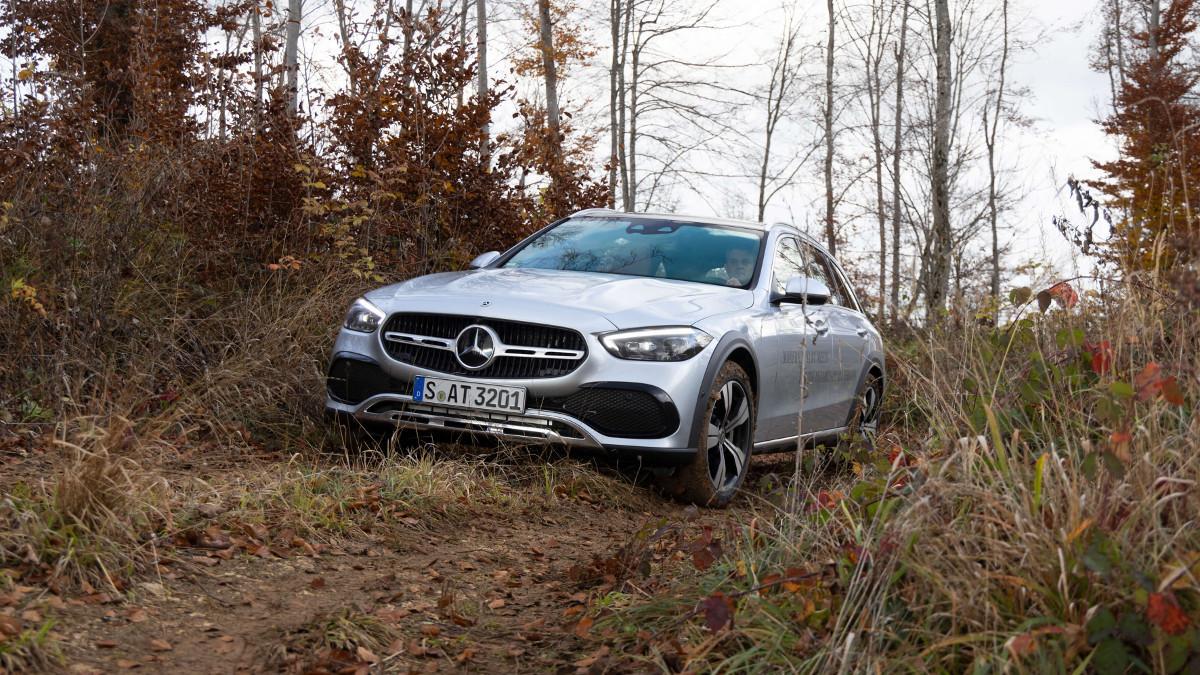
(687, 333, 759, 449)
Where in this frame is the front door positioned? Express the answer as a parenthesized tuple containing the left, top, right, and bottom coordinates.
(758, 237, 843, 441)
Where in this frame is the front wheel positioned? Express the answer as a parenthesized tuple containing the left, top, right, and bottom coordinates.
(656, 362, 755, 507)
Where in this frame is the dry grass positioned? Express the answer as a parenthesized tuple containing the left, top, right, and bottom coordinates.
(265, 606, 398, 671)
(601, 284, 1200, 672)
(0, 616, 61, 673)
(0, 418, 170, 593)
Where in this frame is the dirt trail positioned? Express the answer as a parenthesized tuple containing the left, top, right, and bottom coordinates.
(46, 460, 763, 674)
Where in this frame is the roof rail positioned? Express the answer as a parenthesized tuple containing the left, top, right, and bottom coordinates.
(570, 207, 622, 217)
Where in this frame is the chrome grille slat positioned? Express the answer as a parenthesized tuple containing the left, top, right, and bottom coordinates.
(381, 313, 587, 379)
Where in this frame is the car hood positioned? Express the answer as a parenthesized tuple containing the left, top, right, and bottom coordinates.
(365, 268, 754, 330)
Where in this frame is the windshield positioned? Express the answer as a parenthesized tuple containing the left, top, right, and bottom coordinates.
(500, 217, 765, 289)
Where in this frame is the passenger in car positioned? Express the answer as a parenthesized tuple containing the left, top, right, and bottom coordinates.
(706, 243, 757, 287)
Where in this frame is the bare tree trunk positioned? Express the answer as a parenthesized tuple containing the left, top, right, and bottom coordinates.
(476, 0, 489, 161)
(618, 1, 632, 210)
(458, 0, 469, 108)
(538, 0, 561, 151)
(823, 0, 837, 255)
(629, 21, 640, 210)
(608, 0, 620, 208)
(757, 37, 780, 221)
(219, 28, 233, 140)
(1114, 0, 1126, 88)
(251, 0, 263, 118)
(985, 0, 1008, 305)
(757, 97, 773, 223)
(1148, 0, 1160, 59)
(284, 0, 302, 116)
(890, 0, 908, 321)
(926, 0, 953, 321)
(865, 4, 886, 323)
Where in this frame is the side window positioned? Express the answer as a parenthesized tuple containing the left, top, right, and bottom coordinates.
(815, 249, 861, 312)
(771, 237, 805, 295)
(823, 256, 861, 312)
(798, 243, 847, 307)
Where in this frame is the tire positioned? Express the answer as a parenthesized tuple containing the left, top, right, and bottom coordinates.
(842, 371, 882, 450)
(657, 361, 756, 507)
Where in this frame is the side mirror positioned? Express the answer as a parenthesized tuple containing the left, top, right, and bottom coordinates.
(468, 251, 501, 269)
(773, 275, 831, 305)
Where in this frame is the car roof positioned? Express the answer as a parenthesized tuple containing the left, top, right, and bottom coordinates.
(569, 208, 813, 241)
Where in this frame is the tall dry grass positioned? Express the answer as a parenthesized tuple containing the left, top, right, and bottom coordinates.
(602, 282, 1199, 672)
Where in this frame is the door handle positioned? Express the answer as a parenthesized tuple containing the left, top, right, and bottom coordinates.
(856, 327, 869, 338)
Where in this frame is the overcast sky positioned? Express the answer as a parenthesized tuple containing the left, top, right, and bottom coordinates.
(758, 0, 1114, 282)
(537, 0, 1119, 284)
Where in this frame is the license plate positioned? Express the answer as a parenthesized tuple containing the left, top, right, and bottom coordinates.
(411, 376, 526, 414)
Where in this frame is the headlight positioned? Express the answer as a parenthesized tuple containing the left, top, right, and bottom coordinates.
(600, 326, 713, 361)
(343, 298, 385, 333)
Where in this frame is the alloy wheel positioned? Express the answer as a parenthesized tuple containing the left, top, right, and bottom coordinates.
(706, 381, 752, 491)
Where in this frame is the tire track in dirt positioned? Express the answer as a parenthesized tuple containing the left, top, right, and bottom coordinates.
(53, 485, 742, 673)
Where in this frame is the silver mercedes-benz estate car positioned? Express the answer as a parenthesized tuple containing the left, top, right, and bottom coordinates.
(326, 209, 885, 506)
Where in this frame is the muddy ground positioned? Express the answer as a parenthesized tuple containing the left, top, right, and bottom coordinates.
(2, 437, 801, 674)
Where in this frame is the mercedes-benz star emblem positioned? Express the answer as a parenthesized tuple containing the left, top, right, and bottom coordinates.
(455, 325, 498, 370)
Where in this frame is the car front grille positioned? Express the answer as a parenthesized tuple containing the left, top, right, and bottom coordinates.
(380, 313, 588, 379)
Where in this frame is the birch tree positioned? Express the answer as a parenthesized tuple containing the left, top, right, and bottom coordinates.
(982, 0, 1009, 303)
(284, 0, 301, 116)
(890, 0, 909, 320)
(477, 0, 489, 158)
(926, 0, 953, 320)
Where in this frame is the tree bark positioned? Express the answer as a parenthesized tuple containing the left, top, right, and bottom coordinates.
(458, 0, 470, 109)
(251, 0, 263, 118)
(608, 0, 620, 208)
(476, 0, 489, 161)
(1148, 0, 1160, 59)
(284, 0, 302, 116)
(890, 0, 908, 321)
(926, 0, 953, 321)
(985, 0, 1009, 305)
(866, 4, 886, 323)
(537, 0, 561, 152)
(618, 1, 632, 210)
(629, 15, 640, 210)
(823, 0, 837, 255)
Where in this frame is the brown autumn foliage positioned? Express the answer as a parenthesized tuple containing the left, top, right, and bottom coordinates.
(512, 0, 596, 78)
(1092, 0, 1200, 298)
(0, 0, 606, 420)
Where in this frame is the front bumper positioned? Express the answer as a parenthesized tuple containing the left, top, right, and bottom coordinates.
(324, 325, 715, 462)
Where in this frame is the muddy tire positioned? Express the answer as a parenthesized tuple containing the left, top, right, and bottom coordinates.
(656, 361, 755, 508)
